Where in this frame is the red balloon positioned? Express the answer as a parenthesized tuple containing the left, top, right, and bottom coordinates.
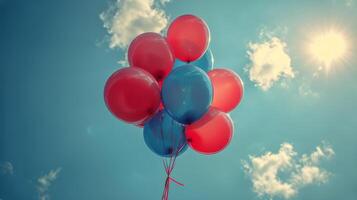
(104, 67, 161, 125)
(167, 15, 210, 62)
(208, 69, 244, 112)
(185, 107, 234, 154)
(128, 32, 174, 83)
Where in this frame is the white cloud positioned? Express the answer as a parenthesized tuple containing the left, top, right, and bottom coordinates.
(301, 143, 334, 165)
(247, 35, 295, 91)
(37, 168, 61, 200)
(291, 166, 330, 186)
(100, 0, 169, 49)
(0, 161, 14, 175)
(243, 142, 334, 199)
(243, 143, 297, 199)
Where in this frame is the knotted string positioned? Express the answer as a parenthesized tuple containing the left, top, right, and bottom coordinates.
(161, 145, 185, 200)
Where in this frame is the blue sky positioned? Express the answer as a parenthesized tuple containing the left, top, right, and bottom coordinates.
(1, 0, 357, 199)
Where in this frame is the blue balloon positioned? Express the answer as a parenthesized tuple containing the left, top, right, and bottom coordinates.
(162, 64, 213, 124)
(173, 48, 214, 72)
(143, 110, 187, 157)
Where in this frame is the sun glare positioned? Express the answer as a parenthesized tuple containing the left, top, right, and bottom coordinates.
(309, 30, 347, 71)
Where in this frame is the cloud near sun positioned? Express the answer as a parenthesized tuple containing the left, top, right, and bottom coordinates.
(242, 142, 334, 199)
(247, 36, 295, 91)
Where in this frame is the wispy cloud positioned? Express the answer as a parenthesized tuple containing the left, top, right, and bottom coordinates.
(0, 161, 14, 175)
(37, 168, 62, 200)
(247, 29, 295, 91)
(242, 142, 334, 199)
(159, 0, 171, 5)
(100, 0, 169, 49)
(298, 82, 319, 98)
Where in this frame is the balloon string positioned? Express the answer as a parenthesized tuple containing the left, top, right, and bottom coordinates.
(161, 145, 185, 200)
(169, 177, 184, 186)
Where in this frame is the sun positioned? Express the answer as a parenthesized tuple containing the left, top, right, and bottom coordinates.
(309, 30, 347, 72)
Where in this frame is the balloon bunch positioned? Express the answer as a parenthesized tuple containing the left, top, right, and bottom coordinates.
(104, 15, 244, 200)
